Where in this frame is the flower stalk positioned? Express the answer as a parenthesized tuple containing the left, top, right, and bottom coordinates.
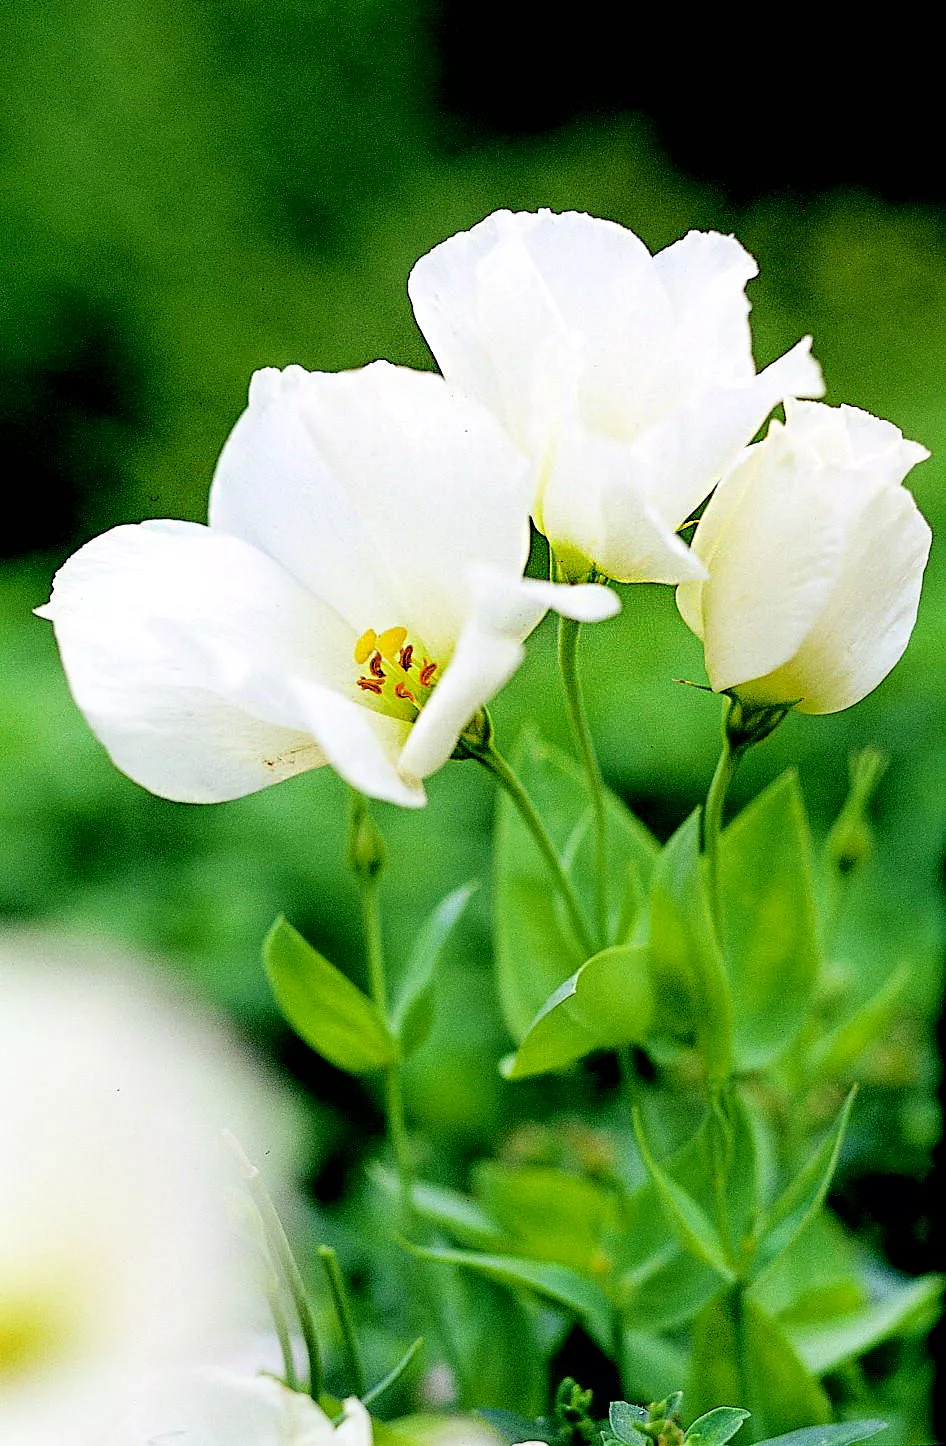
(349, 795, 415, 1229)
(459, 717, 596, 958)
(557, 612, 609, 949)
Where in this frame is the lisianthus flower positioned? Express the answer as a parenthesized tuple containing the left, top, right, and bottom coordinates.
(38, 361, 616, 808)
(676, 401, 932, 713)
(0, 940, 289, 1446)
(408, 209, 825, 584)
(97, 1369, 372, 1446)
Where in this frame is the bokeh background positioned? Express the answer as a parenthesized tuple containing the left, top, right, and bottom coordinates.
(1, 0, 942, 1421)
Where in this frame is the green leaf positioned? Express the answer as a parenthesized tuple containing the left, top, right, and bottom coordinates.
(263, 916, 397, 1074)
(472, 1162, 621, 1274)
(649, 811, 733, 1080)
(754, 1424, 886, 1446)
(809, 963, 910, 1080)
(689, 1294, 831, 1439)
(437, 1269, 547, 1414)
(369, 1165, 505, 1250)
(501, 944, 655, 1079)
(391, 881, 477, 1055)
(495, 732, 659, 1039)
(404, 1241, 616, 1351)
(633, 1110, 734, 1280)
(362, 1336, 424, 1408)
(751, 1088, 856, 1279)
(749, 1212, 864, 1325)
(719, 771, 821, 1071)
(685, 1407, 751, 1446)
(620, 1248, 725, 1332)
(785, 1273, 943, 1375)
(610, 1401, 650, 1441)
(620, 1327, 690, 1403)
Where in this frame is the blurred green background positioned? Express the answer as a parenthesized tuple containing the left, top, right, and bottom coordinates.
(1, 0, 942, 1352)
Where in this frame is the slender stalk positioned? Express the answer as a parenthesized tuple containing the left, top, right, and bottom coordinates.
(471, 738, 596, 958)
(702, 703, 742, 925)
(226, 1131, 322, 1400)
(361, 873, 415, 1227)
(730, 1284, 753, 1418)
(265, 1273, 300, 1392)
(558, 614, 609, 948)
(318, 1245, 366, 1397)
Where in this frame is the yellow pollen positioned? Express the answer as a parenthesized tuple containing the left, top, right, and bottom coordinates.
(376, 625, 408, 660)
(354, 629, 377, 666)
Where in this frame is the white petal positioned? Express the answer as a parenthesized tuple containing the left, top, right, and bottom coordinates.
(629, 336, 825, 531)
(517, 577, 621, 623)
(38, 521, 420, 806)
(785, 398, 930, 483)
(98, 1368, 339, 1446)
(742, 484, 932, 713)
(213, 362, 534, 660)
(398, 567, 618, 781)
(397, 618, 524, 781)
(689, 429, 846, 692)
(210, 366, 401, 633)
(336, 1397, 374, 1446)
(654, 229, 758, 386)
(540, 426, 707, 584)
(410, 209, 672, 455)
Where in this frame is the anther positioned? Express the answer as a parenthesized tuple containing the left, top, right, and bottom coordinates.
(394, 683, 416, 703)
(356, 677, 383, 695)
(354, 629, 377, 666)
(377, 626, 408, 659)
(398, 644, 414, 671)
(369, 653, 386, 680)
(419, 661, 437, 687)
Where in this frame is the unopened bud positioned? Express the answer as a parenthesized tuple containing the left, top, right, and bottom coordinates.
(826, 747, 887, 877)
(347, 793, 386, 880)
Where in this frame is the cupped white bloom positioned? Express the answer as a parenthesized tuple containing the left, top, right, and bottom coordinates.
(38, 361, 617, 808)
(97, 1369, 372, 1446)
(0, 935, 292, 1446)
(676, 401, 932, 714)
(408, 209, 825, 584)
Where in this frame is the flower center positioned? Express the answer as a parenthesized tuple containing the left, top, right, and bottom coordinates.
(353, 626, 441, 722)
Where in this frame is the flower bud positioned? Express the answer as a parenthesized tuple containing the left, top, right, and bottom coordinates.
(677, 402, 931, 715)
(347, 793, 386, 880)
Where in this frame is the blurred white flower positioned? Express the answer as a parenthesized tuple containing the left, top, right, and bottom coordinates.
(676, 401, 932, 713)
(97, 1369, 372, 1446)
(0, 935, 292, 1446)
(37, 361, 617, 809)
(409, 209, 824, 585)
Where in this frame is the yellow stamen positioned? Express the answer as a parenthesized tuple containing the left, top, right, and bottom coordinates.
(354, 629, 377, 666)
(376, 625, 408, 660)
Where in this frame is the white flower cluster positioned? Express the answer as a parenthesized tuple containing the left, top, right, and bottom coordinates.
(38, 210, 931, 806)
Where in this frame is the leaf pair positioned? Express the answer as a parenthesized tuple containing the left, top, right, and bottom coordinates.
(264, 882, 476, 1075)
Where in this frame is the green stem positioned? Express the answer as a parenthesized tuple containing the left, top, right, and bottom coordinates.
(558, 614, 609, 948)
(702, 701, 742, 926)
(361, 874, 415, 1228)
(471, 737, 596, 958)
(318, 1245, 366, 1397)
(730, 1284, 753, 1418)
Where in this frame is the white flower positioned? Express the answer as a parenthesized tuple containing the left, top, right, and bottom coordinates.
(0, 939, 289, 1446)
(97, 1369, 372, 1446)
(408, 209, 825, 584)
(676, 401, 932, 713)
(37, 361, 616, 808)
